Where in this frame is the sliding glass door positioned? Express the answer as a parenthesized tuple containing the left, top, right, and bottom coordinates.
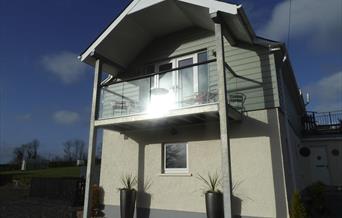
(177, 54, 198, 106)
(150, 52, 209, 110)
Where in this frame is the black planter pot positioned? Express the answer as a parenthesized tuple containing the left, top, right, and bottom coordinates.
(120, 189, 137, 218)
(205, 192, 224, 218)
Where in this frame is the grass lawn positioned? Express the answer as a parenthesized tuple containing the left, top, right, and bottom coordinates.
(0, 167, 81, 186)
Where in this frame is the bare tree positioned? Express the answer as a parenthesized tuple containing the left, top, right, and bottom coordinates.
(63, 139, 86, 161)
(74, 139, 85, 160)
(12, 139, 41, 163)
(13, 146, 24, 164)
(63, 141, 73, 161)
(31, 139, 40, 159)
(51, 155, 63, 161)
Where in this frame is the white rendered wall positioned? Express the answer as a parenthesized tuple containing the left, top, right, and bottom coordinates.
(99, 108, 289, 217)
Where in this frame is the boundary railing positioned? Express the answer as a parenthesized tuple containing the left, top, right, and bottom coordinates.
(303, 110, 342, 135)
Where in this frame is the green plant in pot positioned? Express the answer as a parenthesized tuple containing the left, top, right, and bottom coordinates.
(119, 174, 137, 218)
(198, 172, 224, 218)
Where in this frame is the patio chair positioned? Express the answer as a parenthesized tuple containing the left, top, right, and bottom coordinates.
(229, 93, 246, 112)
(111, 101, 129, 116)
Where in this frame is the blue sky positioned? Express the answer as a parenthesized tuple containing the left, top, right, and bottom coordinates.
(0, 0, 341, 163)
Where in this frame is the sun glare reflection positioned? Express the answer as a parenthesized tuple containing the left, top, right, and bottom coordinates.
(147, 89, 175, 117)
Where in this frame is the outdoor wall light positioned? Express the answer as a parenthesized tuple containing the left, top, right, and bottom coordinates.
(170, 127, 178, 135)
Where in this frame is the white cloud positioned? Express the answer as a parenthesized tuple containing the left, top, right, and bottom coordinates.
(41, 51, 87, 84)
(15, 113, 32, 122)
(259, 0, 342, 51)
(303, 71, 342, 111)
(53, 110, 81, 125)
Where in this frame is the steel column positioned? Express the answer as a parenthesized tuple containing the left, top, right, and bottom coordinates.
(83, 59, 102, 218)
(212, 12, 233, 218)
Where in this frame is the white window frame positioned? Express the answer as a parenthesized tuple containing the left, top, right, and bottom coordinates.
(163, 142, 189, 174)
(153, 53, 203, 102)
(175, 54, 199, 95)
(196, 51, 209, 93)
(154, 60, 176, 89)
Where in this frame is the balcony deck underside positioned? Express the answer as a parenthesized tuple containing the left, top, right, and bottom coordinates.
(94, 103, 241, 131)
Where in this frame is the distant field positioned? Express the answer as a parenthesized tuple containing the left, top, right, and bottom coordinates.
(0, 167, 81, 185)
(0, 166, 81, 177)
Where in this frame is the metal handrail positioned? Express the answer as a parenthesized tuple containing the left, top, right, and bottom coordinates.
(306, 110, 342, 126)
(102, 59, 216, 86)
(303, 110, 342, 135)
(99, 60, 219, 119)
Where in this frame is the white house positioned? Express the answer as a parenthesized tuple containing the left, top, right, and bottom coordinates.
(79, 0, 342, 217)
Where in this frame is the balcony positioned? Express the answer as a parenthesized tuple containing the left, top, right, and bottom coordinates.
(95, 60, 241, 130)
(303, 110, 342, 135)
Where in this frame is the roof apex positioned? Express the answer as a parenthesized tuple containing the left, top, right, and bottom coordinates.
(79, 0, 240, 62)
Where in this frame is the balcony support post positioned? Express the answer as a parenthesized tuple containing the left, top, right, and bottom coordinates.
(83, 58, 102, 218)
(212, 12, 233, 218)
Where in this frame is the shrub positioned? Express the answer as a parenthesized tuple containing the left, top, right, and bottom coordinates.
(92, 184, 101, 211)
(307, 182, 327, 215)
(290, 191, 307, 218)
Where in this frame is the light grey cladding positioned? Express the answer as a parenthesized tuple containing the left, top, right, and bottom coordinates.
(132, 27, 280, 112)
(129, 27, 216, 66)
(225, 44, 279, 111)
(99, 27, 280, 116)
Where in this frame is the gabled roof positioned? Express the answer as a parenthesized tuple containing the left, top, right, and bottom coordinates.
(78, 0, 279, 74)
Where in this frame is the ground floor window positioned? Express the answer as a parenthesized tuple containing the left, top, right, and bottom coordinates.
(163, 142, 188, 173)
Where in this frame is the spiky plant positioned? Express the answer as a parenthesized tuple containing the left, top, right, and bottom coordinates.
(197, 172, 222, 193)
(120, 174, 137, 191)
(290, 192, 308, 218)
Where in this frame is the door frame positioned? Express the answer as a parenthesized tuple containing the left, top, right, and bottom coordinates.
(154, 59, 176, 89)
(154, 54, 200, 104)
(175, 53, 199, 95)
(310, 145, 331, 185)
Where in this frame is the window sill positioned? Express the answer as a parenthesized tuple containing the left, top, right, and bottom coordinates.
(159, 173, 192, 177)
